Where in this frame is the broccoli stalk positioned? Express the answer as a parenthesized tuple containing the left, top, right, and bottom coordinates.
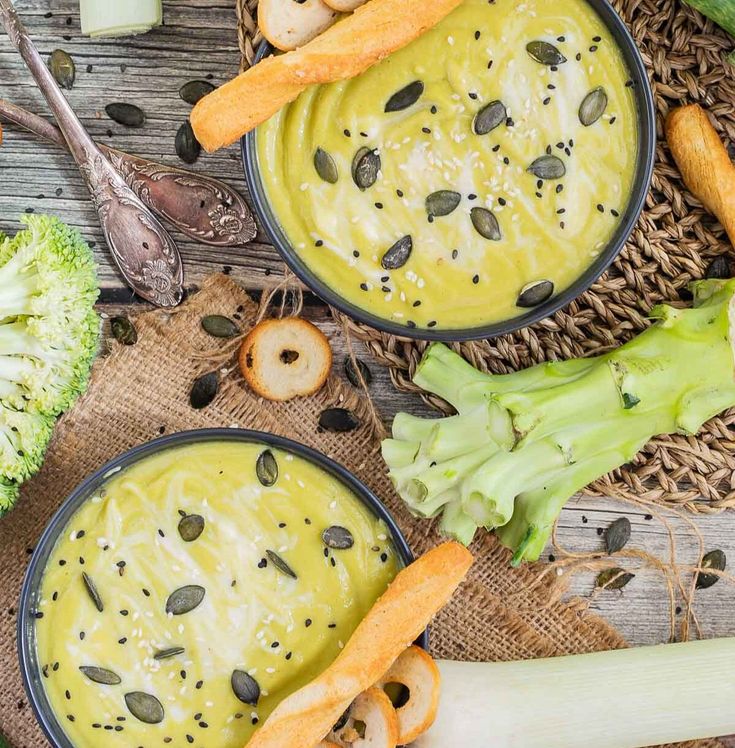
(382, 278, 735, 565)
(0, 215, 99, 515)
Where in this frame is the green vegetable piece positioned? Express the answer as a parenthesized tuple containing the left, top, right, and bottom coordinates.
(0, 215, 98, 515)
(382, 279, 735, 565)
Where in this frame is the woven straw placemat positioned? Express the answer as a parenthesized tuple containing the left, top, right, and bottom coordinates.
(236, 0, 735, 515)
(0, 275, 720, 747)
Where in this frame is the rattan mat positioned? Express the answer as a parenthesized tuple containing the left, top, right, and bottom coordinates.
(236, 0, 735, 514)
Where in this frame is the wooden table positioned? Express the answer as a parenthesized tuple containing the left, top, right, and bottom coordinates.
(2, 0, 734, 656)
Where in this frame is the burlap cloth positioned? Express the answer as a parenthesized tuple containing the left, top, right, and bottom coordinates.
(238, 0, 735, 516)
(0, 275, 723, 747)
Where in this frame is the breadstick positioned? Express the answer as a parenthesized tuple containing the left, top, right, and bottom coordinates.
(244, 541, 474, 748)
(665, 104, 735, 247)
(190, 0, 463, 152)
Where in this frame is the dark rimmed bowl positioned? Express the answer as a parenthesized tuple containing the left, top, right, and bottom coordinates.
(18, 428, 422, 748)
(243, 0, 655, 342)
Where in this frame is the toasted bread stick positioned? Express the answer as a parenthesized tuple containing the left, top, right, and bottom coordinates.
(666, 104, 735, 247)
(244, 541, 474, 748)
(190, 0, 463, 152)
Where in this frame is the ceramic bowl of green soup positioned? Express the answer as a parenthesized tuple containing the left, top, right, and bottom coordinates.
(244, 0, 655, 340)
(19, 429, 418, 748)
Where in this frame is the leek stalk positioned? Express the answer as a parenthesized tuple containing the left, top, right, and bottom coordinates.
(383, 279, 735, 564)
(415, 638, 735, 748)
(79, 0, 162, 38)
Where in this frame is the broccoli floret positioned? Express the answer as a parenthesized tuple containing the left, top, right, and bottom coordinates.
(0, 215, 99, 512)
(0, 478, 19, 516)
(0, 215, 99, 416)
(0, 403, 54, 483)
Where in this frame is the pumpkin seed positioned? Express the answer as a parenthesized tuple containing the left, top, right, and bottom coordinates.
(319, 408, 360, 432)
(426, 190, 461, 218)
(153, 647, 185, 661)
(190, 372, 219, 410)
(79, 666, 121, 685)
(266, 550, 297, 579)
(125, 692, 165, 724)
(470, 207, 502, 241)
(200, 314, 239, 338)
(526, 40, 567, 65)
(696, 549, 726, 589)
(344, 357, 372, 388)
(111, 316, 137, 346)
(604, 517, 631, 554)
(314, 147, 339, 184)
(322, 526, 354, 550)
(381, 236, 413, 270)
(596, 568, 635, 590)
(178, 514, 205, 542)
(527, 155, 566, 180)
(231, 670, 260, 705)
(472, 100, 506, 135)
(705, 256, 731, 279)
(48, 49, 75, 90)
(579, 87, 608, 126)
(352, 148, 381, 190)
(105, 103, 146, 128)
(516, 280, 554, 308)
(385, 80, 424, 112)
(179, 79, 215, 106)
(165, 585, 206, 615)
(175, 121, 201, 165)
(82, 572, 103, 612)
(256, 450, 278, 487)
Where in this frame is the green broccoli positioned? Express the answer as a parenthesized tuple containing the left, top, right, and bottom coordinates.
(0, 215, 99, 515)
(383, 279, 735, 565)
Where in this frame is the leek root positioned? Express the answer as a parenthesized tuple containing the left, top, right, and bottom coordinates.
(382, 279, 735, 564)
(415, 638, 735, 748)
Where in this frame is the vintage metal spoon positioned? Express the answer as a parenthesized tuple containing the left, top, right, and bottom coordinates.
(0, 0, 182, 307)
(0, 99, 257, 248)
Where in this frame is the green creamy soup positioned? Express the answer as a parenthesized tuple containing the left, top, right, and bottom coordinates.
(257, 0, 638, 331)
(34, 441, 398, 746)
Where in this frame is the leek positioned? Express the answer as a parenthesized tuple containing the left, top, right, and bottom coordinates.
(79, 0, 162, 38)
(382, 279, 735, 564)
(415, 638, 735, 748)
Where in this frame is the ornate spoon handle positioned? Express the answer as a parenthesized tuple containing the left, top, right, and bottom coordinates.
(0, 99, 257, 248)
(0, 0, 183, 307)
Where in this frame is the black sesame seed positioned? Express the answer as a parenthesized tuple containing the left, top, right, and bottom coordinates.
(53, 662, 59, 671)
(196, 680, 204, 689)
(343, 129, 351, 137)
(315, 239, 324, 247)
(487, 60, 493, 69)
(468, 92, 478, 100)
(65, 690, 71, 700)
(431, 105, 438, 114)
(142, 588, 150, 597)
(556, 184, 564, 194)
(79, 631, 85, 640)
(413, 299, 422, 306)
(34, 612, 44, 619)
(199, 722, 208, 728)
(475, 30, 481, 40)
(304, 518, 312, 525)
(330, 557, 337, 567)
(468, 193, 477, 200)
(472, 274, 480, 284)
(67, 715, 75, 722)
(428, 321, 437, 328)
(422, 127, 431, 134)
(503, 156, 510, 165)
(593, 35, 602, 42)
(118, 637, 127, 644)
(359, 283, 368, 292)
(360, 131, 368, 137)
(119, 609, 129, 616)
(305, 618, 312, 627)
(537, 179, 543, 189)
(543, 97, 551, 105)
(258, 558, 267, 568)
(589, 45, 598, 52)
(252, 717, 259, 725)
(328, 623, 337, 629)
(557, 208, 566, 214)
(285, 651, 293, 660)
(181, 670, 187, 679)
(597, 204, 605, 213)
(535, 192, 542, 198)
(406, 321, 417, 329)
(396, 189, 404, 197)
(576, 52, 582, 61)
(375, 202, 384, 209)
(59, 560, 66, 566)
(611, 209, 620, 217)
(550, 65, 558, 72)
(352, 250, 360, 258)
(76, 530, 86, 538)
(492, 144, 500, 152)
(557, 35, 565, 42)
(278, 522, 287, 528)
(498, 197, 507, 206)
(609, 116, 617, 125)
(548, 84, 556, 90)
(158, 529, 165, 538)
